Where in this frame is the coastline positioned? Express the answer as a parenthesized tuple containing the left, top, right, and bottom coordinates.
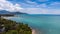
(3, 17, 38, 34)
(2, 17, 18, 19)
(32, 28, 40, 34)
(32, 28, 42, 34)
(0, 18, 32, 34)
(32, 29, 37, 34)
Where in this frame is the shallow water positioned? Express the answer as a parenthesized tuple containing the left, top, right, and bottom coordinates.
(6, 14, 60, 34)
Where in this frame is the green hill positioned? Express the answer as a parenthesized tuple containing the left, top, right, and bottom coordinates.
(0, 18, 32, 34)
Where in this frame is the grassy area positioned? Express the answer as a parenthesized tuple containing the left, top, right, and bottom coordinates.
(0, 18, 32, 34)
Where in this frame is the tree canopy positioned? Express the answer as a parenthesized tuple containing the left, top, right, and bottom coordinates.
(0, 18, 32, 34)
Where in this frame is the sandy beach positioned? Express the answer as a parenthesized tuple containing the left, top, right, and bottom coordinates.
(32, 29, 40, 34)
(32, 29, 37, 34)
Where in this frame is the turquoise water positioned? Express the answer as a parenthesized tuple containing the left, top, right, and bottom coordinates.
(7, 14, 60, 34)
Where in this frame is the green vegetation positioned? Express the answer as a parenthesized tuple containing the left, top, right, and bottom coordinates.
(0, 18, 32, 34)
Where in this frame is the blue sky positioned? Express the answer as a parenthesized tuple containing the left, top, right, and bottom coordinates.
(0, 0, 60, 14)
(7, 0, 60, 8)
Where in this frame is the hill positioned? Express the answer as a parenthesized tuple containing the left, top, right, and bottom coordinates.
(0, 10, 27, 15)
(0, 18, 32, 34)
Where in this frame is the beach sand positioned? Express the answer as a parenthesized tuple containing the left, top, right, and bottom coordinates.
(32, 29, 40, 34)
(32, 29, 37, 34)
(32, 28, 42, 34)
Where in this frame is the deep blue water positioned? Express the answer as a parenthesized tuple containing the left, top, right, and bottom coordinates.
(7, 14, 60, 34)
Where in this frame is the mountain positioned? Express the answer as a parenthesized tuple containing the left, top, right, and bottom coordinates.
(0, 10, 27, 14)
(11, 12, 26, 14)
(0, 10, 11, 14)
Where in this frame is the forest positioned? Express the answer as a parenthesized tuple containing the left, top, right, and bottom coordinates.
(0, 18, 32, 34)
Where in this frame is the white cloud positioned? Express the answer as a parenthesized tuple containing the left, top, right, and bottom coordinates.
(26, 1, 37, 5)
(0, 0, 60, 14)
(20, 8, 48, 14)
(48, 2, 60, 8)
(22, 0, 47, 8)
(19, 1, 60, 14)
(0, 0, 23, 12)
(50, 2, 60, 5)
(20, 8, 60, 14)
(47, 9, 60, 14)
(37, 3, 47, 8)
(38, 0, 49, 2)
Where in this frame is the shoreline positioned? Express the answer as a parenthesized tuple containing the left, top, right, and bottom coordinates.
(3, 17, 38, 34)
(32, 28, 41, 34)
(32, 28, 40, 34)
(32, 29, 37, 34)
(0, 18, 32, 34)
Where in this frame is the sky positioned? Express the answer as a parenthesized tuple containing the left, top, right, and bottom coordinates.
(0, 0, 60, 14)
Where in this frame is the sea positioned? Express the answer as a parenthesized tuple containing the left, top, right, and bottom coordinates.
(5, 14, 60, 34)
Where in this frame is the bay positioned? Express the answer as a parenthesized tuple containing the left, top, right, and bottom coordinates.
(5, 14, 60, 34)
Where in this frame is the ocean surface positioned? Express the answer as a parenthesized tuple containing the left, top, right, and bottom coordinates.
(6, 14, 60, 34)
